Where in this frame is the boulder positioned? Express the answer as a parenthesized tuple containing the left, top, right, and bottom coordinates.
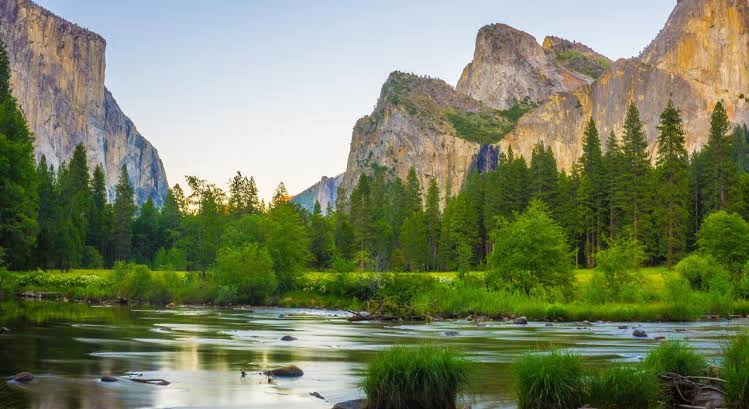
(545, 323, 554, 327)
(332, 399, 366, 409)
(618, 325, 629, 329)
(100, 376, 118, 382)
(265, 365, 303, 377)
(444, 331, 460, 337)
(310, 392, 325, 400)
(633, 329, 648, 338)
(513, 316, 528, 325)
(13, 372, 33, 382)
(280, 335, 297, 341)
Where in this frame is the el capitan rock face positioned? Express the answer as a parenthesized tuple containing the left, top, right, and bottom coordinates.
(456, 24, 592, 110)
(502, 0, 749, 170)
(0, 0, 167, 204)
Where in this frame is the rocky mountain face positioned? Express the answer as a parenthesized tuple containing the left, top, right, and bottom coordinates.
(542, 36, 612, 79)
(501, 0, 749, 171)
(338, 71, 512, 205)
(456, 24, 592, 110)
(0, 0, 167, 205)
(292, 174, 342, 213)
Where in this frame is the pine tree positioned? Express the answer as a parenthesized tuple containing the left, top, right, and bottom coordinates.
(577, 118, 605, 266)
(400, 211, 428, 271)
(133, 197, 160, 265)
(620, 103, 653, 243)
(654, 101, 689, 266)
(159, 185, 184, 249)
(404, 167, 422, 215)
(349, 174, 373, 270)
(272, 182, 290, 207)
(333, 185, 355, 261)
(54, 144, 90, 268)
(34, 156, 57, 269)
(0, 39, 37, 268)
(529, 143, 559, 208)
(309, 201, 334, 269)
(228, 171, 259, 215)
(603, 131, 626, 239)
(112, 164, 135, 261)
(704, 101, 735, 211)
(424, 178, 441, 270)
(87, 164, 110, 261)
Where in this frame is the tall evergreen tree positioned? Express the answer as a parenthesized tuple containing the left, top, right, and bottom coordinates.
(654, 101, 689, 266)
(309, 201, 334, 269)
(132, 197, 160, 265)
(620, 103, 653, 243)
(112, 164, 135, 261)
(34, 156, 57, 269)
(349, 174, 373, 270)
(400, 211, 428, 271)
(603, 131, 626, 239)
(228, 171, 259, 215)
(55, 144, 91, 268)
(577, 118, 605, 265)
(424, 178, 441, 270)
(404, 167, 423, 215)
(529, 143, 559, 208)
(333, 185, 355, 261)
(87, 164, 110, 260)
(704, 101, 735, 211)
(0, 40, 37, 268)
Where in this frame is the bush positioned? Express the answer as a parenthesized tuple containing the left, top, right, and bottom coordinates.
(113, 263, 172, 303)
(675, 254, 728, 290)
(643, 340, 708, 376)
(594, 236, 645, 300)
(362, 345, 468, 409)
(515, 350, 586, 409)
(697, 211, 749, 273)
(213, 243, 276, 305)
(487, 201, 573, 294)
(723, 331, 749, 408)
(738, 262, 749, 298)
(588, 363, 662, 409)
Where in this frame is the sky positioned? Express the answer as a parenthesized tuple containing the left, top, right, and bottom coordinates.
(36, 0, 676, 200)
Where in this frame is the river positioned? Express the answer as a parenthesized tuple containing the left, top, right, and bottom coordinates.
(0, 300, 746, 408)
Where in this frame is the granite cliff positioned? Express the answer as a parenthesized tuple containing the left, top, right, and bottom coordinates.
(0, 0, 167, 204)
(501, 0, 749, 170)
(292, 174, 343, 213)
(456, 24, 592, 110)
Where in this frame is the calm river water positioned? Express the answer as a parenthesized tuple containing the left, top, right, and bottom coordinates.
(0, 300, 746, 409)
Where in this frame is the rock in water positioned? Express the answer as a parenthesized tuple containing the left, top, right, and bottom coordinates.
(100, 376, 118, 382)
(633, 329, 648, 338)
(265, 365, 304, 377)
(513, 316, 528, 325)
(13, 372, 33, 383)
(280, 335, 297, 341)
(310, 392, 325, 400)
(0, 0, 168, 205)
(444, 331, 460, 337)
(332, 400, 366, 409)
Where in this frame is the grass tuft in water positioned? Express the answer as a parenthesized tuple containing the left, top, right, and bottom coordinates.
(723, 331, 749, 408)
(642, 340, 708, 377)
(514, 349, 586, 409)
(588, 363, 663, 409)
(361, 345, 468, 409)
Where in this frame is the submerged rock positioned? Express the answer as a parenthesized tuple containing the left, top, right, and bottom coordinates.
(633, 329, 648, 338)
(310, 391, 325, 400)
(332, 399, 366, 409)
(100, 376, 118, 382)
(280, 335, 297, 341)
(618, 325, 629, 329)
(13, 372, 33, 383)
(444, 331, 460, 337)
(265, 365, 303, 377)
(513, 316, 528, 325)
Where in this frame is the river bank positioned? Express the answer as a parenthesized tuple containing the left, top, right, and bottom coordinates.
(1, 300, 748, 409)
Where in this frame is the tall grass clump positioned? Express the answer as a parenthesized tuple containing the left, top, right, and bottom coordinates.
(588, 363, 663, 409)
(723, 331, 749, 408)
(643, 340, 708, 376)
(361, 345, 468, 409)
(515, 350, 586, 409)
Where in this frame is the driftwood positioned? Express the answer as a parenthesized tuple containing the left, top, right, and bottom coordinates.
(347, 297, 423, 321)
(660, 372, 725, 409)
(129, 378, 170, 386)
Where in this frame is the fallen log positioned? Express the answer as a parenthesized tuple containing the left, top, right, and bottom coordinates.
(660, 372, 725, 409)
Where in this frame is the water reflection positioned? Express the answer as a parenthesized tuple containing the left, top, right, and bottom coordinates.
(1, 300, 747, 408)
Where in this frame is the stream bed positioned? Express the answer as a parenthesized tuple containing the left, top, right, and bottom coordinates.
(0, 300, 746, 408)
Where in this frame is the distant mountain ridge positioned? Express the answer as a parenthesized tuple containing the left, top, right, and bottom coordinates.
(297, 0, 748, 208)
(0, 0, 168, 204)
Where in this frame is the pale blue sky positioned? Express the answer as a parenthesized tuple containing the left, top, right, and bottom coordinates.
(37, 0, 675, 200)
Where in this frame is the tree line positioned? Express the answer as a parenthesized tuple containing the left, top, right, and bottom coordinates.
(1, 30, 748, 276)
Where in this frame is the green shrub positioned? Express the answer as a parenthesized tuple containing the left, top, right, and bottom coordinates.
(643, 340, 708, 376)
(515, 350, 587, 409)
(362, 345, 468, 409)
(723, 331, 749, 408)
(697, 211, 749, 273)
(675, 254, 728, 290)
(738, 262, 749, 298)
(588, 363, 663, 409)
(213, 244, 276, 305)
(113, 263, 154, 301)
